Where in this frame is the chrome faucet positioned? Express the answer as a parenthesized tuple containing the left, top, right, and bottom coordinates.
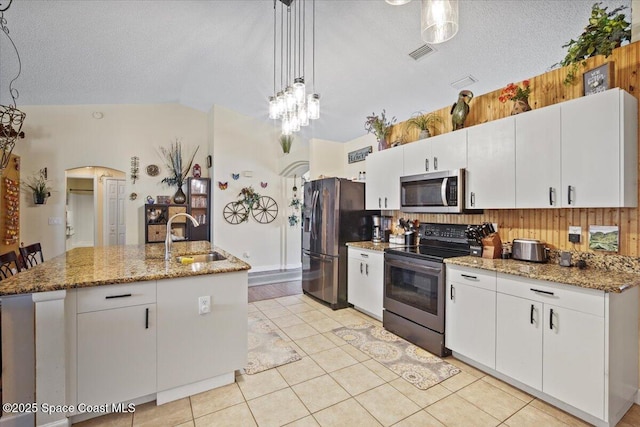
(165, 213, 200, 261)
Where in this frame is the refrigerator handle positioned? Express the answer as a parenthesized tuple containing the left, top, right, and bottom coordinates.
(310, 190, 319, 240)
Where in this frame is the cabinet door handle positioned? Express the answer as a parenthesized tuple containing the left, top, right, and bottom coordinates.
(384, 197, 388, 208)
(434, 157, 438, 170)
(461, 274, 477, 280)
(145, 307, 149, 329)
(567, 185, 573, 205)
(105, 293, 132, 299)
(470, 192, 475, 207)
(450, 284, 455, 300)
(530, 288, 554, 296)
(425, 158, 429, 171)
(360, 253, 369, 258)
(378, 197, 382, 208)
(549, 308, 554, 330)
(549, 187, 554, 206)
(365, 264, 369, 276)
(360, 262, 363, 274)
(530, 304, 535, 325)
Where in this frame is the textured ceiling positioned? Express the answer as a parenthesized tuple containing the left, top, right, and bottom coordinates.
(0, 0, 632, 142)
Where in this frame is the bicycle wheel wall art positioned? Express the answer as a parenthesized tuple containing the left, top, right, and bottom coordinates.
(222, 186, 279, 225)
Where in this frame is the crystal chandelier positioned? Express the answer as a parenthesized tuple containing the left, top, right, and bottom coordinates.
(421, 0, 459, 44)
(0, 0, 26, 171)
(268, 0, 320, 136)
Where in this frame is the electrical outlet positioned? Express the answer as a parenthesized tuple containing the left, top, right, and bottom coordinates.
(198, 296, 211, 315)
(48, 217, 63, 225)
(569, 226, 582, 243)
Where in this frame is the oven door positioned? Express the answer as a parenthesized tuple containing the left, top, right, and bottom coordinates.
(383, 253, 445, 333)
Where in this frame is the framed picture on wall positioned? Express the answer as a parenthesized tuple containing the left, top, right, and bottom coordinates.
(583, 62, 614, 96)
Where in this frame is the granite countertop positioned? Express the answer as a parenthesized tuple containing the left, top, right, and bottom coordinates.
(0, 241, 251, 296)
(346, 241, 406, 251)
(445, 256, 640, 293)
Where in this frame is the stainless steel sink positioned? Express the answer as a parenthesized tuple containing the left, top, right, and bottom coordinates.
(175, 252, 227, 264)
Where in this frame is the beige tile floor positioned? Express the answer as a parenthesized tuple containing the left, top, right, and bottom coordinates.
(76, 293, 640, 427)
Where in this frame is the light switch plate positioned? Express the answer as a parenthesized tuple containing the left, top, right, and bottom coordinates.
(48, 217, 63, 225)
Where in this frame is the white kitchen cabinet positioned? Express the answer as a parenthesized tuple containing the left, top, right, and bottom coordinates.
(76, 282, 156, 406)
(365, 148, 403, 210)
(157, 272, 248, 393)
(445, 265, 496, 369)
(347, 248, 383, 320)
(560, 88, 637, 208)
(515, 104, 562, 208)
(495, 293, 543, 389)
(466, 116, 516, 208)
(403, 130, 467, 176)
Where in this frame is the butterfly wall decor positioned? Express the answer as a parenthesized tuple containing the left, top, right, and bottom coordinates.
(232, 173, 240, 180)
(260, 182, 268, 188)
(218, 181, 228, 190)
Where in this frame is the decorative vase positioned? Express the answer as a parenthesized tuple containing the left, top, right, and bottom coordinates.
(511, 98, 532, 115)
(377, 138, 387, 151)
(419, 129, 431, 139)
(173, 186, 187, 204)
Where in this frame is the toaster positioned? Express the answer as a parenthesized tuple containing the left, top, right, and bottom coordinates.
(512, 239, 548, 262)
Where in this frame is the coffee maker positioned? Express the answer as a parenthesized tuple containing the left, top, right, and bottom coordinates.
(372, 215, 391, 243)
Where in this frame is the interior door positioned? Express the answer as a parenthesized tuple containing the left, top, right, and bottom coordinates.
(104, 178, 126, 246)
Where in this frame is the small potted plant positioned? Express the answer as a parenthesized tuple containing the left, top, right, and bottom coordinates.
(499, 81, 532, 115)
(279, 134, 293, 154)
(23, 171, 51, 205)
(160, 139, 199, 204)
(407, 112, 443, 139)
(556, 2, 630, 85)
(365, 110, 396, 151)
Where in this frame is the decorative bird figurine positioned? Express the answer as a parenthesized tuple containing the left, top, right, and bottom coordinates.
(450, 90, 474, 131)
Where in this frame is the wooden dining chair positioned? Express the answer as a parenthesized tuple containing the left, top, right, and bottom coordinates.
(0, 250, 21, 279)
(19, 242, 44, 269)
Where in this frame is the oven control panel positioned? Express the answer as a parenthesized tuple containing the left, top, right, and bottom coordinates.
(419, 223, 469, 243)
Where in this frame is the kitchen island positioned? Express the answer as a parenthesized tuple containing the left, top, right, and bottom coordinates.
(0, 241, 250, 426)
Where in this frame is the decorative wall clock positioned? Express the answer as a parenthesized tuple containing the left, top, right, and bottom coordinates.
(146, 164, 160, 177)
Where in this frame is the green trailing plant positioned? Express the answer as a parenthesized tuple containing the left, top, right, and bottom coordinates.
(279, 134, 293, 154)
(159, 139, 199, 188)
(406, 112, 443, 138)
(556, 2, 630, 85)
(364, 110, 396, 142)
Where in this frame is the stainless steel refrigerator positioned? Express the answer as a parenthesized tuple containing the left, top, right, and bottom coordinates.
(302, 178, 375, 309)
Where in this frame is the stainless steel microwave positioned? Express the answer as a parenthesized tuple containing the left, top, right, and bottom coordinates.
(400, 169, 466, 213)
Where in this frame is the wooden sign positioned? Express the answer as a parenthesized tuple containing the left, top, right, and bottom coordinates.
(583, 62, 614, 96)
(348, 146, 372, 164)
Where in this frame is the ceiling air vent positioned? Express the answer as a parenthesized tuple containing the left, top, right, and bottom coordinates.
(450, 75, 478, 90)
(408, 44, 436, 61)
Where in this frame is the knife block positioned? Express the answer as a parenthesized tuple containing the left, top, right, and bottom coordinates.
(481, 233, 503, 259)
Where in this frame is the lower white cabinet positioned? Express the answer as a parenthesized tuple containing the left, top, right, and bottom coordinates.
(445, 266, 496, 369)
(446, 264, 638, 426)
(76, 282, 157, 406)
(347, 248, 383, 320)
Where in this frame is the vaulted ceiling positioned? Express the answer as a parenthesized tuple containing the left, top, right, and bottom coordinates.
(0, 0, 632, 142)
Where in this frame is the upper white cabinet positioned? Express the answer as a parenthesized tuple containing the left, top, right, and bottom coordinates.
(403, 130, 467, 176)
(515, 104, 562, 208)
(366, 148, 403, 210)
(560, 88, 638, 208)
(466, 116, 516, 209)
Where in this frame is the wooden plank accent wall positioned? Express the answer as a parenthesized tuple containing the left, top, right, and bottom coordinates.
(389, 41, 640, 256)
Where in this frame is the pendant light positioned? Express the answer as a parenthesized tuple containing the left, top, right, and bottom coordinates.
(386, 0, 412, 5)
(421, 0, 459, 44)
(0, 0, 26, 171)
(268, 0, 319, 136)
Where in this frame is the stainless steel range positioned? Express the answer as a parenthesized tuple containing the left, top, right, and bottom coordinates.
(383, 223, 471, 357)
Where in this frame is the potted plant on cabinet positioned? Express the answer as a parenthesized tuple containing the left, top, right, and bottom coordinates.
(365, 110, 396, 151)
(407, 112, 443, 139)
(160, 139, 199, 204)
(556, 2, 630, 85)
(23, 171, 51, 205)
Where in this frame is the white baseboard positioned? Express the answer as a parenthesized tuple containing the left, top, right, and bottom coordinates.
(635, 389, 640, 405)
(156, 372, 234, 405)
(0, 413, 34, 427)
